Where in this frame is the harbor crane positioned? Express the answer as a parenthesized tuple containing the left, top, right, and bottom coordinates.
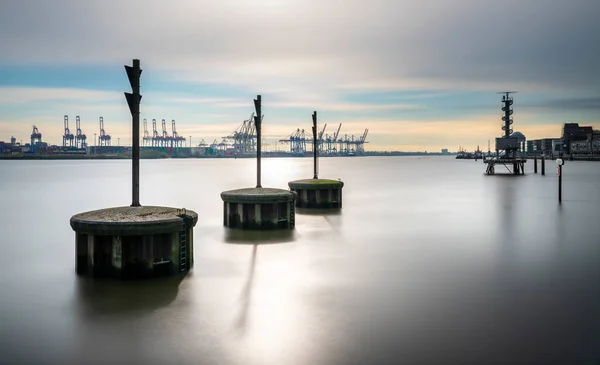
(142, 118, 152, 146)
(172, 119, 185, 147)
(279, 121, 368, 155)
(98, 117, 111, 146)
(356, 129, 369, 153)
(223, 113, 257, 155)
(325, 123, 342, 154)
(62, 115, 75, 147)
(75, 116, 87, 148)
(152, 119, 160, 147)
(161, 119, 170, 147)
(317, 123, 327, 152)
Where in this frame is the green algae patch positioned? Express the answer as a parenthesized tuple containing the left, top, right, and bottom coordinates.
(288, 178, 344, 190)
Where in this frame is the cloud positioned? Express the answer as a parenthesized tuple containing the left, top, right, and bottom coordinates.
(1, 0, 598, 92)
(523, 97, 600, 111)
(1, 0, 599, 151)
(160, 97, 249, 108)
(0, 86, 120, 103)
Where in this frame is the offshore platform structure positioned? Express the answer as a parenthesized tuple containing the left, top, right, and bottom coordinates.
(30, 126, 42, 153)
(62, 115, 75, 147)
(484, 92, 525, 175)
(98, 117, 111, 146)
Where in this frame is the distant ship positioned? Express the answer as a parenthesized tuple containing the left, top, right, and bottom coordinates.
(455, 146, 483, 160)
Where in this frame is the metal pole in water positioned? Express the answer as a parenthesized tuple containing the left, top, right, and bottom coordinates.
(557, 159, 564, 203)
(558, 165, 562, 202)
(312, 111, 318, 179)
(541, 156, 545, 175)
(125, 59, 142, 207)
(254, 95, 262, 188)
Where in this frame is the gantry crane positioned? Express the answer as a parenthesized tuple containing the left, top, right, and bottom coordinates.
(152, 119, 160, 147)
(75, 116, 87, 148)
(223, 113, 257, 154)
(317, 123, 327, 152)
(172, 119, 185, 147)
(62, 115, 75, 147)
(98, 117, 111, 146)
(161, 119, 170, 147)
(142, 118, 152, 146)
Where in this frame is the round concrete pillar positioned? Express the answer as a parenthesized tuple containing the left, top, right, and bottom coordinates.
(288, 179, 344, 209)
(70, 206, 198, 279)
(221, 188, 296, 230)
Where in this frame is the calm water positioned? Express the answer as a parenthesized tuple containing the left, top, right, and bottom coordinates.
(1, 156, 599, 364)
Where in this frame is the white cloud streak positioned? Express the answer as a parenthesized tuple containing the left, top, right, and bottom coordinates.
(1, 0, 598, 92)
(1, 0, 599, 150)
(0, 87, 120, 103)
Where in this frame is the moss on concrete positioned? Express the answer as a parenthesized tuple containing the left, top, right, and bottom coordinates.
(288, 178, 344, 190)
(221, 187, 295, 204)
(70, 206, 198, 236)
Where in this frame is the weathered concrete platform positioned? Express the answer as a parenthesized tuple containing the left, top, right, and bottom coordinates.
(288, 178, 344, 209)
(70, 206, 198, 279)
(221, 187, 296, 230)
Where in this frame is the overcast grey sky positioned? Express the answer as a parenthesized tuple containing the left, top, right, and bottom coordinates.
(1, 0, 598, 150)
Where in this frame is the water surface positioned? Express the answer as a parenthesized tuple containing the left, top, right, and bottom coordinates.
(1, 157, 599, 364)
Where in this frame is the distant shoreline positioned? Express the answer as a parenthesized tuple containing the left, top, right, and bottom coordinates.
(2, 153, 599, 161)
(0, 152, 456, 160)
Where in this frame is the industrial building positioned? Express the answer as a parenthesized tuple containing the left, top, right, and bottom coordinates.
(526, 123, 598, 157)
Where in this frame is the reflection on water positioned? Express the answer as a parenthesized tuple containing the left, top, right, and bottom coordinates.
(234, 244, 257, 335)
(224, 227, 296, 244)
(1, 157, 600, 365)
(296, 207, 342, 216)
(74, 275, 183, 317)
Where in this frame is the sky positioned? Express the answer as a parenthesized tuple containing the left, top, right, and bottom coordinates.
(1, 0, 599, 152)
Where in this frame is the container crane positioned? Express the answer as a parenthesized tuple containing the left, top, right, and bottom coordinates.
(223, 113, 257, 154)
(317, 123, 327, 153)
(98, 117, 111, 146)
(161, 119, 170, 147)
(279, 128, 309, 154)
(327, 123, 342, 154)
(62, 115, 75, 147)
(172, 119, 185, 147)
(142, 118, 151, 146)
(356, 128, 369, 154)
(151, 119, 160, 147)
(75, 115, 87, 148)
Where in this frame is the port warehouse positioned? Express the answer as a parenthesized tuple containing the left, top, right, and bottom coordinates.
(0, 114, 369, 157)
